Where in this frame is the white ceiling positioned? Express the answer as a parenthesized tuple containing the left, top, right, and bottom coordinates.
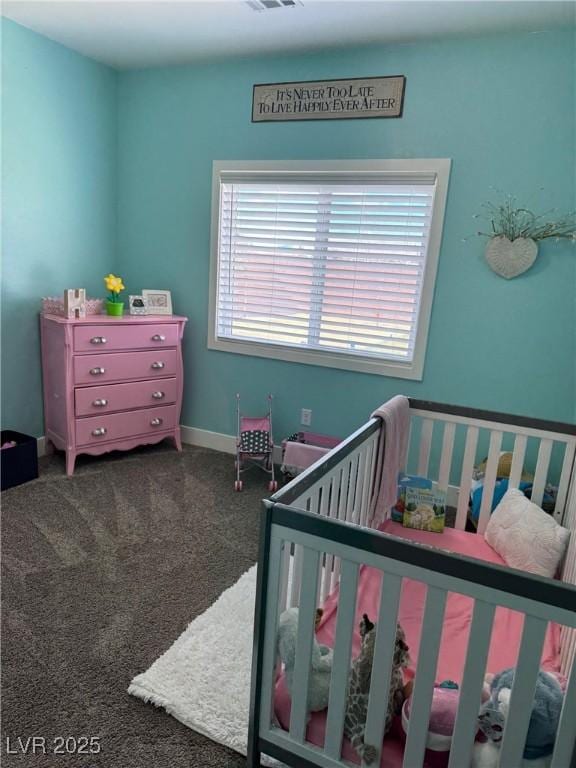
(2, 0, 575, 70)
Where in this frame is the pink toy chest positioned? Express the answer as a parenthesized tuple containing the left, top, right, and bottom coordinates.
(40, 314, 187, 475)
(281, 431, 341, 476)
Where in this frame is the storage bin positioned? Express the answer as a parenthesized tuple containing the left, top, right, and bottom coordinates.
(281, 431, 341, 477)
(1, 430, 39, 491)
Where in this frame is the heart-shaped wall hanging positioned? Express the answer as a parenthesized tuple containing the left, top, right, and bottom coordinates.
(485, 236, 538, 279)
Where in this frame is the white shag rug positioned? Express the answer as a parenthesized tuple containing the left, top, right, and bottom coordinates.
(128, 565, 280, 765)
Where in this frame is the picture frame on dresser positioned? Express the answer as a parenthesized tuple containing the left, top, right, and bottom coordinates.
(40, 313, 187, 475)
(128, 294, 147, 315)
(142, 289, 172, 315)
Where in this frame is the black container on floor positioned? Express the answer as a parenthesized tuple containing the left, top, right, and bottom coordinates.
(1, 430, 39, 491)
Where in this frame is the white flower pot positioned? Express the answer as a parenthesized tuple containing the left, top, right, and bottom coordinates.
(485, 236, 538, 279)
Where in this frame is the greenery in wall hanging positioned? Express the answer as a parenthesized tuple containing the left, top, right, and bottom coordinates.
(474, 193, 576, 279)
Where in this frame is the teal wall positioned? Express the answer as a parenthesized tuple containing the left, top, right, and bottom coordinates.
(2, 22, 574, 440)
(1, 19, 117, 436)
(117, 30, 575, 440)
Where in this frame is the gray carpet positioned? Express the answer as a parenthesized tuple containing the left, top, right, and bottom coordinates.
(2, 443, 268, 767)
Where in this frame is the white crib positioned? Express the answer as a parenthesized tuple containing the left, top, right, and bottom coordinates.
(248, 398, 576, 768)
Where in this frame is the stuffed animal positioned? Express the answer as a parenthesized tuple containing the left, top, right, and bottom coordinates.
(344, 614, 410, 765)
(402, 680, 460, 766)
(277, 607, 333, 714)
(472, 668, 564, 768)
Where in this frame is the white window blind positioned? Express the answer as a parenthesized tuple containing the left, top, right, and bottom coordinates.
(215, 179, 437, 364)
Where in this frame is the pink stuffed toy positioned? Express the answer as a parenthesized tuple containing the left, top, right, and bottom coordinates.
(401, 681, 460, 768)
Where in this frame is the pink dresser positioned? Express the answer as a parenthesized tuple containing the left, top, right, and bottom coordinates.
(40, 314, 188, 475)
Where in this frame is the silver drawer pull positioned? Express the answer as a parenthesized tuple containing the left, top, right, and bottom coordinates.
(93, 398, 108, 407)
(90, 336, 107, 345)
(151, 334, 166, 342)
(151, 361, 165, 370)
(152, 391, 165, 399)
(150, 418, 163, 427)
(90, 367, 106, 376)
(91, 427, 107, 437)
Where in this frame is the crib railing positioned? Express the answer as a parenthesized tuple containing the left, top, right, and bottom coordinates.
(249, 400, 576, 768)
(273, 399, 576, 608)
(407, 400, 576, 533)
(248, 504, 576, 768)
(276, 418, 380, 613)
(276, 400, 576, 534)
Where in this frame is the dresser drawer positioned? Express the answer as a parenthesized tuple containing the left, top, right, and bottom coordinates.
(74, 350, 178, 386)
(75, 378, 178, 417)
(76, 405, 178, 446)
(74, 323, 179, 353)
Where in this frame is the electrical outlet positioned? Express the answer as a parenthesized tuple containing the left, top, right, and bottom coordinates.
(301, 408, 312, 426)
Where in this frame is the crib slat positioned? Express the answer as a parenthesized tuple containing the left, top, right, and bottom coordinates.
(331, 463, 351, 590)
(338, 462, 351, 522)
(562, 528, 576, 586)
(498, 615, 548, 768)
(290, 544, 303, 608)
(353, 448, 367, 526)
(531, 438, 553, 508)
(402, 586, 447, 768)
(366, 434, 379, 523)
(330, 558, 341, 594)
(259, 534, 285, 733)
(405, 419, 413, 473)
(328, 470, 340, 521)
(551, 651, 576, 768)
(278, 540, 291, 614)
(447, 600, 496, 768)
(322, 480, 336, 604)
(438, 422, 456, 492)
(324, 559, 359, 760)
(508, 433, 528, 490)
(554, 441, 575, 521)
(318, 481, 332, 605)
(319, 481, 330, 518)
(308, 488, 321, 515)
(345, 454, 360, 524)
(289, 546, 321, 743)
(477, 430, 503, 535)
(417, 418, 434, 476)
(561, 627, 576, 680)
(359, 440, 375, 528)
(316, 556, 324, 608)
(455, 426, 479, 530)
(363, 573, 403, 765)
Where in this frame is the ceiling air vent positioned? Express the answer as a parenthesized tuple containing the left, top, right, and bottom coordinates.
(246, 0, 302, 11)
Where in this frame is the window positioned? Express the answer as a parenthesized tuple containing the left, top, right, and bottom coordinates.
(209, 160, 450, 379)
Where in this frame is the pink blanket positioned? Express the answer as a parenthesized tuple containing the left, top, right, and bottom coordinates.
(370, 396, 410, 526)
(274, 522, 561, 767)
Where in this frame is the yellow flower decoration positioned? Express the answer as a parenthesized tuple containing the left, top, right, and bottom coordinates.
(104, 273, 125, 295)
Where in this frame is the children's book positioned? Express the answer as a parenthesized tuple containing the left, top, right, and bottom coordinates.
(403, 487, 447, 533)
(392, 474, 433, 523)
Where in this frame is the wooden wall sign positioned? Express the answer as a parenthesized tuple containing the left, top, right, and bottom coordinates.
(252, 75, 405, 122)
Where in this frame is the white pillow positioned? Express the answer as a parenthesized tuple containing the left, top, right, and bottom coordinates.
(485, 488, 570, 578)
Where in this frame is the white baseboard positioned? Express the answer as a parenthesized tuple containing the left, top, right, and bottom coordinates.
(37, 436, 48, 457)
(180, 425, 236, 454)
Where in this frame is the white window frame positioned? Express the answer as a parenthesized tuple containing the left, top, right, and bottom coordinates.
(208, 159, 450, 380)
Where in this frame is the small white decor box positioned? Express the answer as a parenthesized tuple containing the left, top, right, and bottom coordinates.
(42, 294, 104, 317)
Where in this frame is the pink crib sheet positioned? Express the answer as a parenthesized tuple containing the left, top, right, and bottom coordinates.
(274, 521, 561, 767)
